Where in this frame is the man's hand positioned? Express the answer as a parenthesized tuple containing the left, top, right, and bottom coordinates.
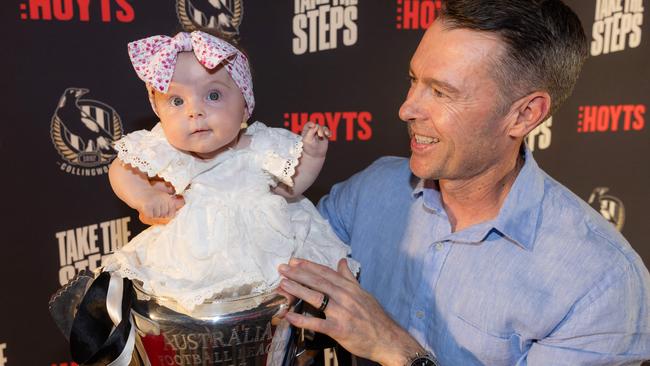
(136, 187, 184, 225)
(301, 121, 330, 158)
(278, 258, 425, 366)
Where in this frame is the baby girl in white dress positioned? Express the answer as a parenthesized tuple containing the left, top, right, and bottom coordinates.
(104, 30, 355, 311)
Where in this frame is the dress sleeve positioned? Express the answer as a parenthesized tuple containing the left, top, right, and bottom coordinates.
(246, 122, 303, 187)
(113, 123, 196, 194)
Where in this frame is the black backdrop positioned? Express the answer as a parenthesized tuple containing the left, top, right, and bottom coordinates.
(1, 1, 648, 364)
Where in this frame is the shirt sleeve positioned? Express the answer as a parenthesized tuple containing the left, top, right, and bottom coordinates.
(113, 123, 196, 194)
(317, 177, 357, 245)
(247, 122, 303, 188)
(520, 262, 650, 365)
(318, 160, 392, 246)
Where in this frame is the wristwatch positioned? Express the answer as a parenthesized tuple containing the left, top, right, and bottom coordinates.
(406, 352, 440, 366)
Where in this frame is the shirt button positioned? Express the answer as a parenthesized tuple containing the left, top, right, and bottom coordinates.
(415, 310, 425, 319)
(435, 243, 444, 251)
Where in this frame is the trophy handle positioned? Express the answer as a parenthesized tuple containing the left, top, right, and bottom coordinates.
(48, 269, 97, 340)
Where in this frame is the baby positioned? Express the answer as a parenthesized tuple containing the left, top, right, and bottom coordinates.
(104, 30, 355, 311)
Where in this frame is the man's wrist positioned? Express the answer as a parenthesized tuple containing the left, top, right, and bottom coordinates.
(404, 351, 439, 366)
(378, 339, 427, 366)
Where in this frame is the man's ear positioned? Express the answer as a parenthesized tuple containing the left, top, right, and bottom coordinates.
(508, 92, 551, 138)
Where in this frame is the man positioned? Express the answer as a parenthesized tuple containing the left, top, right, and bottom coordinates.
(277, 0, 650, 365)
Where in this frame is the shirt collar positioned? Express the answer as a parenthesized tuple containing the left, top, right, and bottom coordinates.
(411, 146, 545, 250)
(492, 147, 545, 250)
(412, 179, 444, 214)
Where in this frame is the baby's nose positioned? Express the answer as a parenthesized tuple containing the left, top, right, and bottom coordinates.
(186, 101, 205, 119)
(188, 109, 205, 118)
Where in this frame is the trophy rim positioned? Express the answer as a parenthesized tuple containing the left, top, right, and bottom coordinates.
(132, 280, 288, 319)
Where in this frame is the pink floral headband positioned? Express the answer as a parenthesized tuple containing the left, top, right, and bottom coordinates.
(128, 31, 255, 116)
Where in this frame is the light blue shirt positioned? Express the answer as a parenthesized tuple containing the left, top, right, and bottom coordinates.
(318, 149, 650, 365)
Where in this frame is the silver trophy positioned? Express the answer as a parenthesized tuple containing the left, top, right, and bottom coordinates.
(50, 271, 303, 366)
(130, 283, 299, 366)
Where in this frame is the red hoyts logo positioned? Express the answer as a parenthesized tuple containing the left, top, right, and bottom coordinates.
(396, 0, 441, 30)
(577, 104, 645, 133)
(19, 0, 134, 22)
(283, 111, 372, 141)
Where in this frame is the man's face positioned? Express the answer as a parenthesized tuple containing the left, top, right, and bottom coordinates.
(399, 20, 513, 181)
(154, 52, 247, 159)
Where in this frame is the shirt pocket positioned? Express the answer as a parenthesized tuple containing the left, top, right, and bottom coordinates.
(447, 313, 522, 366)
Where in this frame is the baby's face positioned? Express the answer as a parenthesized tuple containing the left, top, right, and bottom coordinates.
(154, 52, 248, 159)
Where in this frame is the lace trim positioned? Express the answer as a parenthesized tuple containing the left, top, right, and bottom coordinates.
(246, 121, 305, 188)
(113, 138, 191, 194)
(107, 254, 268, 311)
(114, 139, 155, 177)
(346, 257, 361, 277)
(263, 139, 303, 187)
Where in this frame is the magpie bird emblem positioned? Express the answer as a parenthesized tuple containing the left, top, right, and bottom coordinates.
(51, 88, 123, 167)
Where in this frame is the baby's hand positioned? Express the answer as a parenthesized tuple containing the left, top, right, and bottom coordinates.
(301, 121, 330, 158)
(137, 190, 184, 225)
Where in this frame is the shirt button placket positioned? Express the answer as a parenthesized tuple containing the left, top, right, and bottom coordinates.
(410, 244, 434, 331)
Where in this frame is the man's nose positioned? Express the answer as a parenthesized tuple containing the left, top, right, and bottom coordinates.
(398, 87, 421, 123)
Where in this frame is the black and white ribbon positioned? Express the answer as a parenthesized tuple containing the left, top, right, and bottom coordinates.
(69, 271, 137, 366)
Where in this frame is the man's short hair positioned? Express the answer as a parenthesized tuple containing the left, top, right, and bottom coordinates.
(440, 0, 589, 118)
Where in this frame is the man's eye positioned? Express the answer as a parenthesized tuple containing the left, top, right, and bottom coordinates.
(407, 76, 416, 84)
(171, 97, 184, 106)
(208, 91, 220, 101)
(433, 89, 445, 98)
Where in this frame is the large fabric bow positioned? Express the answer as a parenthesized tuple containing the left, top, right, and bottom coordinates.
(128, 31, 255, 115)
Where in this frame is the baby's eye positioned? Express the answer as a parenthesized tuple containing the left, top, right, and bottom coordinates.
(171, 97, 184, 106)
(207, 91, 220, 101)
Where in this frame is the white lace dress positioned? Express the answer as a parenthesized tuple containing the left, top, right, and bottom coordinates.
(104, 121, 355, 310)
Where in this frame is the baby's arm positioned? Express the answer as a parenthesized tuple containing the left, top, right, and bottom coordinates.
(108, 159, 184, 224)
(274, 122, 329, 198)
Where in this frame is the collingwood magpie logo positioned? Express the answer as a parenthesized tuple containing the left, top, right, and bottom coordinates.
(177, 0, 244, 36)
(50, 88, 123, 176)
(588, 187, 626, 231)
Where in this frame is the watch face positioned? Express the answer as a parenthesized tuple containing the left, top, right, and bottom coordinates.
(412, 356, 438, 366)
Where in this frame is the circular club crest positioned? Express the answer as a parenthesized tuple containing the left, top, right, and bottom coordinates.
(177, 0, 243, 36)
(588, 187, 626, 231)
(50, 88, 123, 168)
